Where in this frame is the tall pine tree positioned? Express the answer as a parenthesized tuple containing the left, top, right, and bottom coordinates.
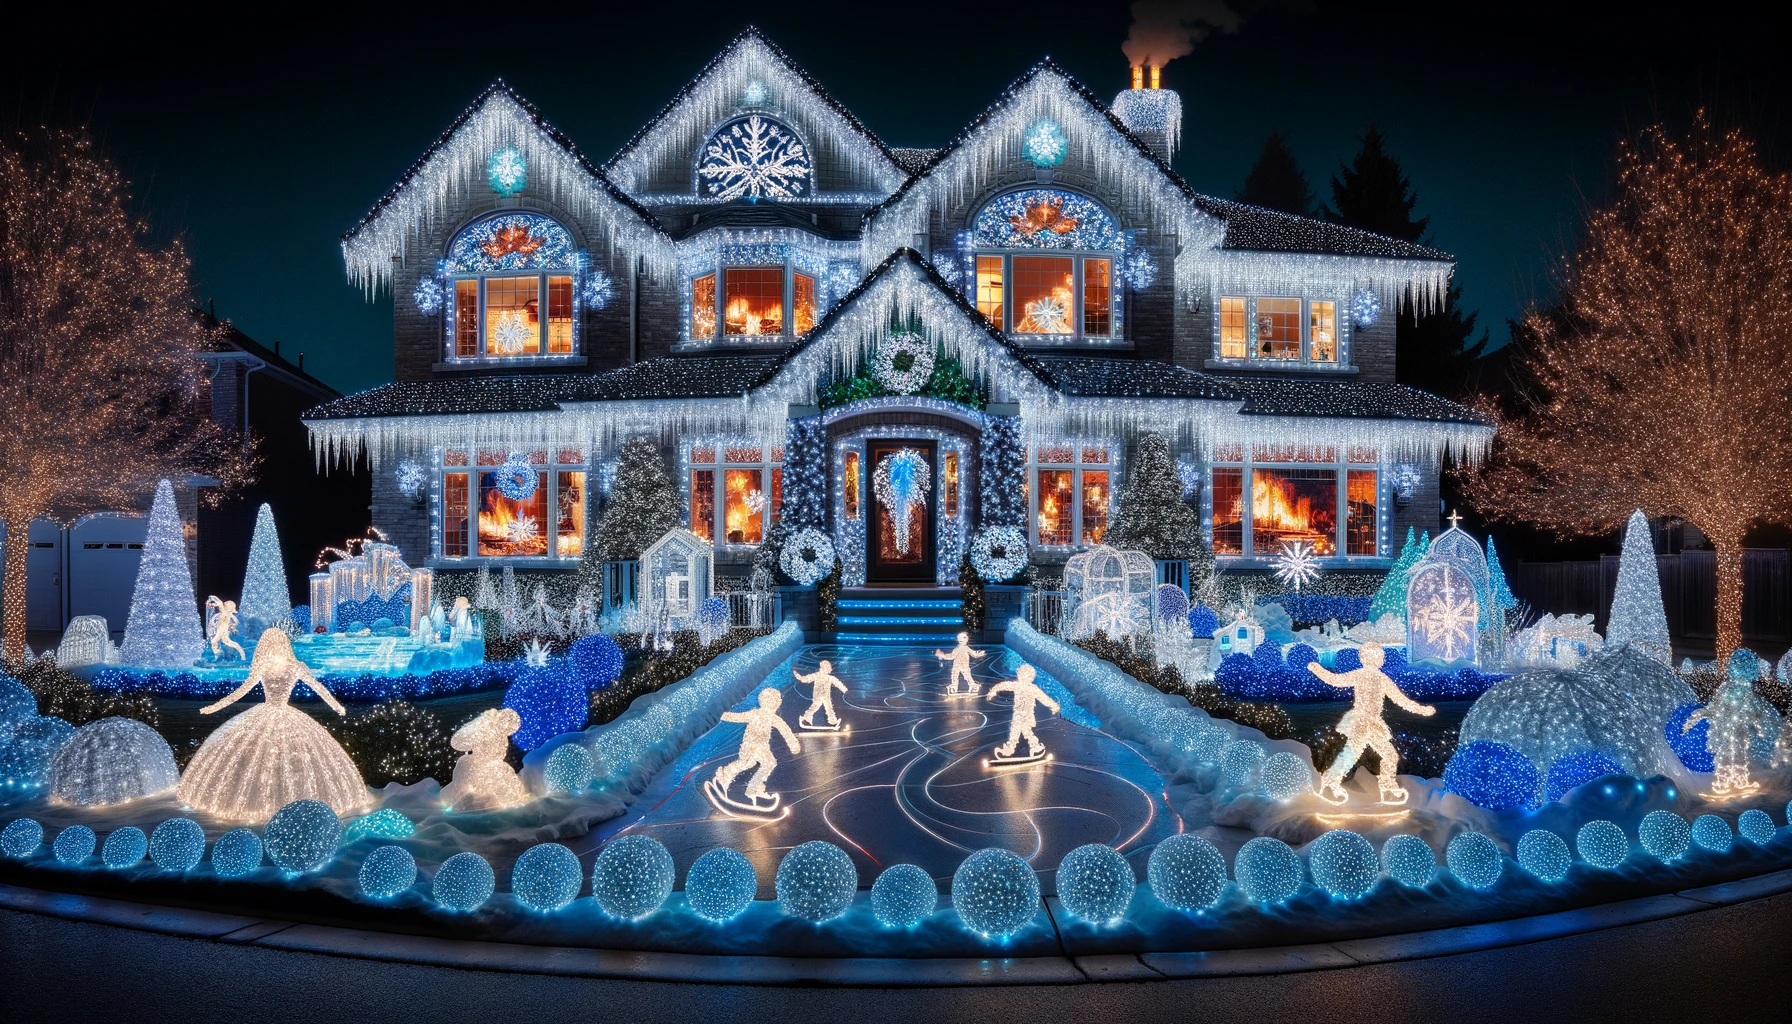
(1235, 130, 1315, 216)
(1106, 434, 1213, 593)
(589, 439, 681, 561)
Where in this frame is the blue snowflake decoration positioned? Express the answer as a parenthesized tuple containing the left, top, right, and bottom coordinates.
(581, 270, 613, 311)
(495, 455, 539, 501)
(412, 274, 444, 316)
(1350, 288, 1381, 328)
(1121, 242, 1157, 290)
(930, 248, 964, 289)
(1022, 119, 1068, 168)
(487, 147, 527, 196)
(742, 80, 767, 105)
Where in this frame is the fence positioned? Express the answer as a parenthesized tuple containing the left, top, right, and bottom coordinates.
(1508, 548, 1790, 649)
(1026, 589, 1066, 637)
(726, 591, 782, 630)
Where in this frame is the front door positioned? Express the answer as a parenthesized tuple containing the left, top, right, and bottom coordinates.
(866, 440, 936, 584)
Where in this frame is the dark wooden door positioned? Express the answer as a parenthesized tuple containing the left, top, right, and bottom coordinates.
(865, 441, 936, 584)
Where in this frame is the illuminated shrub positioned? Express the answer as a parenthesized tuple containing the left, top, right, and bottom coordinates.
(1575, 820, 1629, 869)
(1443, 741, 1539, 811)
(1147, 833, 1227, 911)
(952, 847, 1040, 937)
(591, 834, 674, 920)
(1306, 830, 1377, 899)
(1380, 834, 1436, 888)
(685, 847, 757, 922)
(871, 863, 937, 928)
(1235, 836, 1301, 904)
(511, 842, 583, 911)
(1446, 831, 1502, 890)
(776, 841, 858, 922)
(1639, 810, 1691, 861)
(1056, 843, 1134, 924)
(1516, 830, 1570, 882)
(211, 828, 263, 878)
(264, 799, 341, 874)
(568, 635, 625, 688)
(433, 851, 496, 912)
(359, 844, 417, 899)
(148, 817, 206, 871)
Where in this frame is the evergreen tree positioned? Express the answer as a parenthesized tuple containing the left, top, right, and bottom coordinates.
(1368, 527, 1428, 622)
(237, 503, 291, 638)
(1605, 510, 1672, 664)
(1485, 536, 1517, 610)
(1396, 283, 1488, 398)
(1326, 125, 1427, 242)
(472, 565, 498, 612)
(119, 479, 204, 669)
(590, 439, 681, 560)
(1106, 435, 1207, 560)
(1235, 130, 1315, 216)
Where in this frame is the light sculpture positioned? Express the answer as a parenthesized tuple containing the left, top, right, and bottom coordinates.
(512, 842, 583, 911)
(412, 275, 444, 316)
(1270, 540, 1322, 593)
(870, 330, 935, 394)
(211, 828, 263, 878)
(1307, 642, 1435, 804)
(202, 596, 245, 661)
(590, 834, 675, 919)
(494, 454, 539, 502)
(1307, 830, 1378, 899)
(1690, 814, 1732, 853)
(1056, 843, 1134, 924)
(935, 632, 987, 696)
(871, 863, 938, 928)
(50, 716, 180, 807)
(53, 825, 96, 864)
(775, 840, 857, 921)
(984, 664, 1060, 767)
(441, 708, 531, 812)
(1639, 810, 1691, 861)
(119, 479, 204, 669)
(1220, 739, 1267, 786)
(1380, 834, 1436, 887)
(2, 818, 42, 858)
(793, 659, 849, 732)
(101, 826, 147, 868)
(1146, 833, 1227, 911)
(1258, 750, 1312, 801)
(969, 526, 1028, 582)
(394, 460, 427, 501)
(1605, 510, 1673, 664)
(0, 714, 74, 789)
(698, 115, 811, 200)
(543, 742, 597, 795)
(871, 449, 931, 555)
(952, 847, 1040, 937)
(238, 504, 293, 638)
(1445, 831, 1502, 890)
(359, 845, 417, 899)
(1350, 288, 1381, 327)
(685, 847, 757, 922)
(1681, 656, 1778, 795)
(1235, 836, 1301, 904)
(148, 817, 207, 871)
(1517, 829, 1570, 882)
(343, 808, 415, 842)
(1576, 820, 1629, 869)
(264, 800, 342, 873)
(433, 851, 496, 911)
(705, 687, 800, 817)
(1737, 808, 1775, 845)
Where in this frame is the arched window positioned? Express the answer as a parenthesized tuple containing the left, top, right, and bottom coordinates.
(695, 115, 812, 201)
(969, 189, 1124, 344)
(443, 213, 581, 361)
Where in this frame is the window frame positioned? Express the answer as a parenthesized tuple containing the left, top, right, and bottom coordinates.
(684, 258, 821, 347)
(1211, 294, 1352, 368)
(1026, 441, 1118, 549)
(681, 440, 786, 548)
(968, 187, 1126, 347)
(439, 214, 585, 365)
(433, 446, 589, 564)
(1206, 445, 1383, 561)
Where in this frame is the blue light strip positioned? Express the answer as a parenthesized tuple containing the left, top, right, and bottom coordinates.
(831, 633, 966, 644)
(836, 616, 965, 627)
(836, 599, 963, 610)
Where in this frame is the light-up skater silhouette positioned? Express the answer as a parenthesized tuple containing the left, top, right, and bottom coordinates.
(1307, 642, 1435, 805)
(705, 687, 801, 816)
(935, 632, 986, 696)
(985, 664, 1060, 766)
(794, 660, 849, 732)
(205, 596, 246, 661)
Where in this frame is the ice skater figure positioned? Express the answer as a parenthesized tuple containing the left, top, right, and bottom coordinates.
(935, 632, 986, 696)
(204, 596, 246, 661)
(794, 660, 849, 731)
(1684, 652, 1778, 795)
(705, 687, 801, 815)
(1307, 642, 1435, 805)
(985, 664, 1060, 764)
(440, 708, 530, 812)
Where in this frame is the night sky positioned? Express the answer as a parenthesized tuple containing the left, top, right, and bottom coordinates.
(6, 1, 1786, 397)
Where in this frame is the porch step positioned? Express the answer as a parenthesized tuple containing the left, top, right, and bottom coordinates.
(829, 587, 967, 639)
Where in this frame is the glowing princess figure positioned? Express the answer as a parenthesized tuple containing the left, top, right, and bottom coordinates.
(1307, 642, 1435, 805)
(935, 632, 986, 695)
(986, 664, 1060, 761)
(204, 596, 246, 661)
(705, 688, 801, 811)
(176, 628, 370, 818)
(440, 708, 530, 812)
(794, 660, 849, 730)
(1684, 653, 1777, 794)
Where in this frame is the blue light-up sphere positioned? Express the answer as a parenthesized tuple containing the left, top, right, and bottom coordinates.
(1055, 843, 1134, 924)
(1259, 751, 1313, 801)
(487, 147, 527, 196)
(1220, 739, 1268, 786)
(568, 634, 625, 689)
(591, 834, 675, 920)
(952, 847, 1040, 937)
(1516, 830, 1570, 882)
(1307, 830, 1378, 900)
(1575, 820, 1629, 869)
(1380, 834, 1436, 888)
(1545, 750, 1625, 803)
(211, 828, 263, 878)
(1738, 808, 1776, 845)
(1021, 119, 1068, 168)
(543, 743, 597, 796)
(264, 800, 341, 874)
(775, 840, 858, 922)
(1350, 288, 1381, 328)
(53, 825, 96, 864)
(685, 847, 758, 922)
(2, 818, 42, 859)
(502, 665, 588, 752)
(871, 863, 937, 928)
(149, 817, 206, 872)
(358, 845, 417, 900)
(1445, 831, 1503, 890)
(512, 842, 583, 912)
(101, 826, 147, 868)
(1146, 833, 1227, 911)
(1444, 740, 1540, 811)
(1235, 836, 1301, 904)
(433, 851, 496, 912)
(343, 808, 415, 842)
(1639, 810, 1692, 861)
(1690, 814, 1732, 853)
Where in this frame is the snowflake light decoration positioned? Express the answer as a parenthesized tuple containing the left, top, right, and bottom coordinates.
(580, 270, 613, 311)
(1351, 288, 1382, 328)
(489, 310, 532, 355)
(743, 489, 767, 516)
(1021, 294, 1070, 334)
(506, 514, 540, 546)
(698, 115, 811, 201)
(486, 147, 527, 196)
(1022, 119, 1068, 168)
(1175, 457, 1201, 500)
(494, 455, 539, 501)
(930, 248, 963, 289)
(871, 331, 935, 394)
(742, 80, 768, 106)
(872, 449, 931, 555)
(412, 275, 444, 316)
(1121, 242, 1157, 291)
(1270, 540, 1323, 593)
(970, 526, 1028, 581)
(394, 459, 426, 501)
(1410, 567, 1478, 662)
(780, 527, 836, 586)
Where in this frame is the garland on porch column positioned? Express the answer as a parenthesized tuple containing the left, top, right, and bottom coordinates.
(978, 415, 1026, 529)
(754, 416, 828, 585)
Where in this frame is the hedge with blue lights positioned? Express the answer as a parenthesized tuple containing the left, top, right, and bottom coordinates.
(1213, 643, 1506, 702)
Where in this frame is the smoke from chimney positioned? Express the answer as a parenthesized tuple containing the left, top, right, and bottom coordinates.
(1121, 0, 1244, 70)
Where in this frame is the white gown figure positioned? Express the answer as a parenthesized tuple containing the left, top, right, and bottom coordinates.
(205, 596, 246, 661)
(707, 687, 801, 810)
(1684, 664, 1775, 794)
(177, 628, 370, 818)
(935, 632, 986, 695)
(440, 708, 530, 812)
(986, 664, 1060, 761)
(794, 659, 849, 730)
(1307, 642, 1435, 805)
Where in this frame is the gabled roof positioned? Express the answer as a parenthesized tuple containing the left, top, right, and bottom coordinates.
(1190, 198, 1451, 262)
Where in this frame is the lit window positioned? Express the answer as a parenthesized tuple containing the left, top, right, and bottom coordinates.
(1081, 470, 1109, 544)
(1013, 256, 1075, 335)
(793, 273, 818, 335)
(1037, 470, 1073, 546)
(690, 470, 715, 543)
(943, 452, 960, 519)
(691, 273, 717, 339)
(547, 276, 574, 354)
(1029, 442, 1120, 547)
(969, 189, 1124, 344)
(473, 451, 554, 557)
(1310, 300, 1337, 362)
(1219, 296, 1247, 359)
(1346, 469, 1378, 556)
(442, 213, 581, 361)
(976, 256, 1004, 324)
(1207, 447, 1383, 559)
(724, 469, 764, 545)
(723, 267, 783, 337)
(843, 451, 861, 520)
(443, 472, 470, 556)
(686, 442, 784, 544)
(1211, 467, 1243, 555)
(1255, 297, 1301, 359)
(455, 281, 479, 357)
(1252, 467, 1338, 555)
(1083, 258, 1111, 337)
(484, 276, 541, 357)
(556, 470, 586, 557)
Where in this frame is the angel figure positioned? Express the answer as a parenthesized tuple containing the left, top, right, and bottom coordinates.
(205, 596, 246, 661)
(1307, 642, 1435, 805)
(794, 660, 849, 730)
(935, 632, 987, 695)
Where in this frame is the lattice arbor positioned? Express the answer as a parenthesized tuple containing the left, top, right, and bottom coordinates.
(1064, 545, 1155, 640)
(641, 529, 713, 631)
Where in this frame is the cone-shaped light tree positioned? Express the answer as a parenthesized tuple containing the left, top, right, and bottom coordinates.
(119, 480, 204, 668)
(1368, 528, 1426, 622)
(1606, 510, 1673, 664)
(238, 503, 291, 638)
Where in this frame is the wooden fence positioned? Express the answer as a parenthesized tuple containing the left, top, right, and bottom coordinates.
(1508, 548, 1790, 650)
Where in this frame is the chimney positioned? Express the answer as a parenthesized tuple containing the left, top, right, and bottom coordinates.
(1111, 66, 1182, 165)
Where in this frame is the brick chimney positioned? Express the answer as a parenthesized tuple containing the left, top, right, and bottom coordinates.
(1111, 68, 1182, 166)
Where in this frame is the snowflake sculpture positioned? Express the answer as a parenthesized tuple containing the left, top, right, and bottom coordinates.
(1351, 288, 1382, 328)
(780, 528, 836, 586)
(742, 80, 768, 105)
(1270, 540, 1323, 593)
(872, 449, 931, 555)
(871, 331, 935, 394)
(489, 310, 532, 355)
(930, 249, 963, 289)
(412, 275, 444, 316)
(1023, 119, 1068, 168)
(506, 514, 540, 546)
(394, 460, 427, 501)
(743, 489, 766, 516)
(1121, 243, 1157, 291)
(487, 147, 527, 196)
(698, 115, 811, 201)
(1414, 581, 1478, 662)
(580, 270, 613, 311)
(1074, 592, 1145, 639)
(1020, 294, 1070, 334)
(494, 455, 538, 501)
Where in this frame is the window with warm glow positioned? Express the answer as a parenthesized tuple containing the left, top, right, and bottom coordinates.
(556, 470, 586, 557)
(976, 256, 1004, 324)
(1207, 447, 1382, 559)
(970, 189, 1124, 345)
(455, 281, 479, 357)
(547, 276, 575, 354)
(1030, 441, 1116, 547)
(1309, 300, 1337, 362)
(1013, 256, 1075, 335)
(687, 441, 783, 544)
(1037, 470, 1074, 545)
(433, 447, 588, 561)
(793, 273, 818, 335)
(1255, 297, 1301, 360)
(1252, 467, 1338, 554)
(1211, 467, 1243, 555)
(1081, 470, 1109, 544)
(1346, 469, 1378, 556)
(691, 273, 717, 339)
(844, 451, 861, 519)
(1220, 296, 1247, 359)
(723, 266, 783, 337)
(1082, 258, 1111, 337)
(690, 470, 715, 543)
(943, 451, 960, 518)
(477, 454, 547, 557)
(724, 468, 765, 545)
(443, 472, 470, 556)
(442, 213, 582, 361)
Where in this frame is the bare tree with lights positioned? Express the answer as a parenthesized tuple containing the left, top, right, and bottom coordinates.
(1462, 119, 1792, 664)
(0, 132, 254, 661)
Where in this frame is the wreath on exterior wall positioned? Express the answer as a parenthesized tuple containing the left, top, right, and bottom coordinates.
(780, 528, 837, 586)
(970, 526, 1029, 582)
(871, 331, 935, 395)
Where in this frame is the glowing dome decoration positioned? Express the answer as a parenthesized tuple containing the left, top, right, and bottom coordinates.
(591, 834, 675, 920)
(1639, 810, 1692, 861)
(1235, 837, 1301, 904)
(1259, 750, 1312, 801)
(1380, 834, 1436, 888)
(149, 818, 207, 872)
(512, 842, 583, 912)
(779, 528, 837, 586)
(343, 808, 415, 842)
(952, 847, 1040, 937)
(1350, 287, 1382, 328)
(1738, 809, 1775, 845)
(358, 845, 417, 900)
(1056, 843, 1134, 924)
(486, 147, 527, 196)
(1516, 830, 1570, 882)
(871, 863, 938, 928)
(211, 828, 264, 878)
(102, 827, 147, 868)
(49, 717, 180, 807)
(872, 449, 931, 556)
(264, 799, 342, 874)
(1545, 750, 1626, 803)
(776, 840, 858, 922)
(685, 847, 758, 922)
(969, 526, 1029, 582)
(1, 818, 42, 858)
(0, 714, 74, 789)
(1021, 118, 1068, 168)
(1443, 740, 1540, 811)
(1307, 830, 1378, 900)
(1147, 833, 1227, 911)
(433, 851, 496, 912)
(1445, 832, 1502, 890)
(1576, 820, 1629, 869)
(54, 825, 96, 864)
(543, 742, 597, 796)
(1220, 739, 1268, 786)
(1690, 814, 1732, 853)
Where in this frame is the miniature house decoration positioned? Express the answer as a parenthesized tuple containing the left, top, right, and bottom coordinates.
(641, 528, 713, 632)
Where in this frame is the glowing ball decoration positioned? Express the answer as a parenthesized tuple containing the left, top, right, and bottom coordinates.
(776, 840, 859, 922)
(568, 635, 625, 689)
(502, 665, 589, 752)
(1444, 740, 1540, 811)
(149, 818, 207, 872)
(1188, 723, 1230, 763)
(433, 851, 496, 912)
(211, 828, 264, 878)
(1147, 833, 1228, 912)
(543, 742, 597, 795)
(512, 842, 584, 912)
(1056, 843, 1135, 924)
(343, 808, 415, 842)
(1221, 739, 1268, 786)
(1516, 830, 1571, 882)
(1235, 836, 1302, 904)
(1307, 830, 1378, 900)
(1690, 814, 1732, 853)
(49, 716, 180, 807)
(264, 799, 342, 874)
(1445, 832, 1503, 890)
(685, 847, 758, 922)
(1545, 750, 1625, 803)
(54, 825, 97, 864)
(952, 847, 1041, 937)
(1576, 820, 1629, 869)
(101, 826, 148, 868)
(1380, 834, 1436, 888)
(1259, 751, 1313, 801)
(591, 834, 675, 920)
(2, 818, 43, 858)
(358, 845, 417, 900)
(1639, 811, 1691, 861)
(871, 863, 938, 928)
(1738, 809, 1776, 846)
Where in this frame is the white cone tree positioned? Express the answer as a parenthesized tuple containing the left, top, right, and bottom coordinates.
(119, 479, 204, 669)
(238, 503, 291, 638)
(1605, 509, 1672, 664)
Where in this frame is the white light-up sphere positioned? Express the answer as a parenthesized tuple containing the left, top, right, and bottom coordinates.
(265, 800, 342, 874)
(1639, 811, 1691, 861)
(1235, 836, 1301, 904)
(1259, 752, 1313, 801)
(543, 743, 597, 796)
(776, 840, 858, 922)
(512, 842, 583, 911)
(952, 847, 1040, 937)
(1575, 820, 1629, 869)
(433, 851, 496, 912)
(343, 808, 414, 842)
(1189, 723, 1229, 763)
(1737, 809, 1775, 846)
(358, 845, 417, 899)
(211, 828, 263, 878)
(1446, 831, 1503, 890)
(1307, 830, 1378, 899)
(1691, 814, 1732, 853)
(1221, 740, 1268, 786)
(871, 863, 937, 928)
(53, 825, 97, 864)
(685, 847, 758, 922)
(1056, 843, 1135, 924)
(102, 826, 147, 868)
(1380, 834, 1436, 888)
(591, 834, 675, 919)
(149, 818, 207, 872)
(1516, 830, 1570, 882)
(1147, 833, 1228, 911)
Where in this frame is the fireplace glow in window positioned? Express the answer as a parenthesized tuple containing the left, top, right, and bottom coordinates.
(1208, 446, 1381, 559)
(437, 447, 586, 560)
(685, 440, 784, 546)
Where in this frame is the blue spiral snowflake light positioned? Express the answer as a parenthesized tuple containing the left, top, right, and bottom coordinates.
(211, 828, 263, 878)
(487, 147, 527, 195)
(1545, 750, 1625, 802)
(53, 825, 96, 864)
(412, 274, 444, 316)
(1220, 739, 1268, 786)
(1307, 830, 1378, 900)
(1576, 820, 1629, 869)
(1380, 834, 1436, 888)
(1690, 814, 1732, 853)
(1737, 808, 1775, 845)
(952, 847, 1040, 937)
(1235, 836, 1301, 904)
(776, 840, 857, 922)
(1056, 843, 1134, 924)
(1516, 829, 1570, 882)
(1259, 751, 1312, 800)
(591, 834, 675, 920)
(871, 863, 938, 928)
(1146, 833, 1227, 911)
(685, 847, 758, 922)
(1639, 810, 1692, 861)
(149, 817, 207, 872)
(1021, 119, 1068, 167)
(1350, 288, 1381, 328)
(433, 851, 496, 912)
(1444, 740, 1540, 811)
(1446, 831, 1503, 890)
(102, 826, 147, 868)
(343, 808, 415, 842)
(359, 845, 417, 900)
(580, 270, 614, 310)
(544, 742, 597, 795)
(512, 842, 583, 911)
